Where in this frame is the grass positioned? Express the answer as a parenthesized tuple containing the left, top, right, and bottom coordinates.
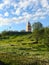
(0, 32, 49, 65)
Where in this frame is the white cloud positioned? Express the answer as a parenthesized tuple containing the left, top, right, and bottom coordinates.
(12, 17, 24, 23)
(40, 0, 48, 8)
(40, 16, 45, 19)
(23, 12, 32, 20)
(12, 0, 39, 15)
(3, 0, 10, 5)
(0, 3, 4, 9)
(15, 8, 20, 15)
(18, 0, 38, 10)
(0, 17, 11, 26)
(0, 14, 3, 17)
(19, 0, 29, 9)
(4, 12, 9, 16)
(13, 3, 18, 9)
(0, 0, 11, 9)
(0, 0, 49, 27)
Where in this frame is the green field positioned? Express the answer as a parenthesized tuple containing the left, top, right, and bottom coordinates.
(0, 31, 49, 65)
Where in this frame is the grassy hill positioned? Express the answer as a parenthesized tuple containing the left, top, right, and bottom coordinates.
(0, 30, 49, 65)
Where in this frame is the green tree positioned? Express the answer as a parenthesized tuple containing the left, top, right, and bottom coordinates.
(32, 28, 45, 43)
(43, 27, 49, 46)
(32, 22, 43, 31)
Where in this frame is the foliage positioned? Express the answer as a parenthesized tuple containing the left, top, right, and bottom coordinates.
(32, 22, 43, 30)
(0, 27, 49, 65)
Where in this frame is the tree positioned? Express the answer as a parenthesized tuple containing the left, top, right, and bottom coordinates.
(43, 27, 49, 46)
(32, 22, 43, 31)
(32, 22, 43, 43)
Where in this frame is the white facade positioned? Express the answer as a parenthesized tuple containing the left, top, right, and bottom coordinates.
(26, 22, 31, 32)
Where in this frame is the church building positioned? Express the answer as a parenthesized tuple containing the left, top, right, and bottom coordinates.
(26, 22, 31, 32)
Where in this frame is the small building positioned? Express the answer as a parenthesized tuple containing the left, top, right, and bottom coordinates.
(26, 22, 31, 32)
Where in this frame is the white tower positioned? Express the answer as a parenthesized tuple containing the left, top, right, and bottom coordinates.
(26, 22, 31, 32)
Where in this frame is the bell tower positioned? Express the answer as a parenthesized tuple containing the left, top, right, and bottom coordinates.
(26, 22, 31, 32)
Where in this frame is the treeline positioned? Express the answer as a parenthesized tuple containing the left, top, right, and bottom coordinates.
(0, 22, 49, 46)
(0, 31, 31, 40)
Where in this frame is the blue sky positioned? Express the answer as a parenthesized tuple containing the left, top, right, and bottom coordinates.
(0, 0, 49, 32)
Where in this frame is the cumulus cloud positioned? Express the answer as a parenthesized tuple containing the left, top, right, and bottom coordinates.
(0, 0, 49, 26)
(12, 12, 32, 23)
(4, 12, 9, 16)
(15, 8, 20, 15)
(0, 17, 11, 26)
(40, 0, 49, 8)
(0, 3, 4, 9)
(3, 0, 10, 5)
